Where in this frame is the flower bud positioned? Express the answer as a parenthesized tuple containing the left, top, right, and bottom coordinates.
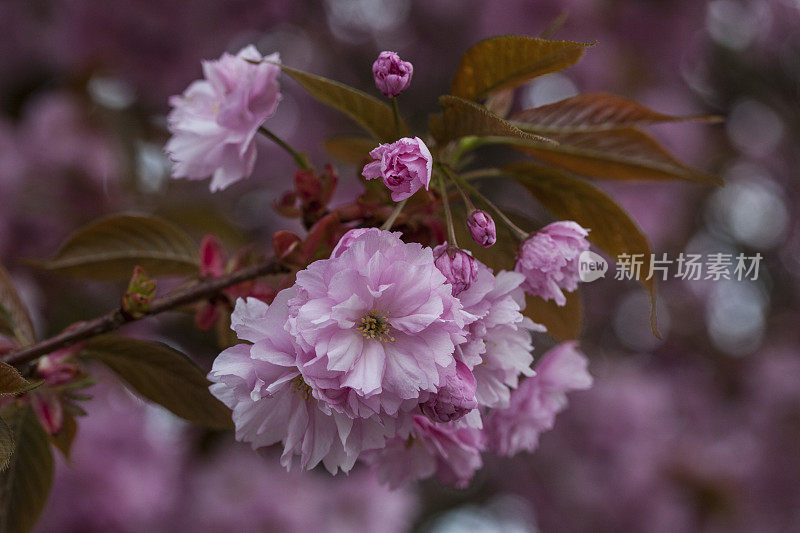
(199, 235, 226, 278)
(30, 392, 64, 435)
(467, 210, 497, 247)
(37, 345, 81, 387)
(421, 361, 478, 423)
(433, 244, 478, 296)
(372, 51, 413, 98)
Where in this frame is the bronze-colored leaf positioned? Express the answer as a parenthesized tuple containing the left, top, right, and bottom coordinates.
(450, 35, 591, 100)
(40, 213, 200, 280)
(280, 65, 406, 142)
(0, 363, 42, 396)
(81, 336, 233, 429)
(513, 128, 721, 184)
(0, 263, 34, 346)
(523, 292, 582, 341)
(0, 406, 54, 533)
(502, 162, 659, 335)
(432, 95, 555, 145)
(324, 136, 376, 164)
(511, 93, 722, 133)
(484, 88, 515, 118)
(49, 412, 77, 460)
(0, 416, 12, 471)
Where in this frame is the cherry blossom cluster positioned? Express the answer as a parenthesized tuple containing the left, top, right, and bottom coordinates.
(208, 228, 592, 487)
(164, 45, 596, 488)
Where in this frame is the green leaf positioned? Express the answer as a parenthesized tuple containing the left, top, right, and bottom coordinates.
(524, 292, 582, 341)
(432, 95, 556, 145)
(500, 128, 720, 184)
(81, 336, 233, 429)
(324, 136, 376, 164)
(511, 93, 723, 133)
(0, 406, 54, 533)
(0, 363, 42, 396)
(0, 263, 35, 346)
(40, 213, 200, 280)
(450, 35, 591, 100)
(501, 162, 659, 335)
(0, 417, 13, 471)
(280, 64, 406, 142)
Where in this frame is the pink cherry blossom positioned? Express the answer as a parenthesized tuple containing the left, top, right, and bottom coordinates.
(286, 229, 472, 420)
(208, 291, 392, 474)
(515, 221, 590, 306)
(362, 137, 432, 202)
(165, 45, 281, 192)
(365, 414, 485, 489)
(372, 51, 413, 98)
(330, 227, 383, 258)
(486, 341, 592, 456)
(457, 263, 546, 408)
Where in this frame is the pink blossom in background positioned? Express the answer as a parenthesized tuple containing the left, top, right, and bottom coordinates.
(165, 45, 281, 192)
(181, 448, 417, 533)
(372, 51, 414, 98)
(362, 137, 432, 201)
(36, 378, 186, 532)
(433, 243, 479, 296)
(36, 376, 418, 533)
(487, 341, 592, 456)
(366, 414, 485, 489)
(515, 221, 590, 306)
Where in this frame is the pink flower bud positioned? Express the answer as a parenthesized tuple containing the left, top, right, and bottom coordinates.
(421, 360, 478, 423)
(467, 210, 497, 247)
(515, 221, 590, 306)
(362, 137, 432, 202)
(37, 345, 81, 386)
(30, 392, 64, 435)
(433, 244, 478, 296)
(200, 235, 227, 278)
(372, 51, 413, 98)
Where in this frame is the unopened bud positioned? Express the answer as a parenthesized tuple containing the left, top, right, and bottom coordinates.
(433, 244, 478, 296)
(467, 210, 496, 247)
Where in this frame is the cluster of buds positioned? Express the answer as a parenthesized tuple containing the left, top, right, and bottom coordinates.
(275, 165, 338, 228)
(195, 235, 277, 332)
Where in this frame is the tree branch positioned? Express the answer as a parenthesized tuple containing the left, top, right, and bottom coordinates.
(2, 259, 288, 367)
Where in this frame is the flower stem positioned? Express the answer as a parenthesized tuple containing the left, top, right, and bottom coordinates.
(445, 167, 529, 240)
(380, 198, 408, 230)
(1, 259, 288, 367)
(438, 174, 459, 247)
(258, 126, 312, 170)
(391, 97, 402, 138)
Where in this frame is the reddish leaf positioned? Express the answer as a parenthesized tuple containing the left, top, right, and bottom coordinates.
(515, 128, 721, 184)
(511, 93, 722, 133)
(450, 36, 591, 100)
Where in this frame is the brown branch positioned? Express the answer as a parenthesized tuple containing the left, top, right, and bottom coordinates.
(2, 259, 288, 367)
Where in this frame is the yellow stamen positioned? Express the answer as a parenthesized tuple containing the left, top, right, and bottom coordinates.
(357, 309, 395, 342)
